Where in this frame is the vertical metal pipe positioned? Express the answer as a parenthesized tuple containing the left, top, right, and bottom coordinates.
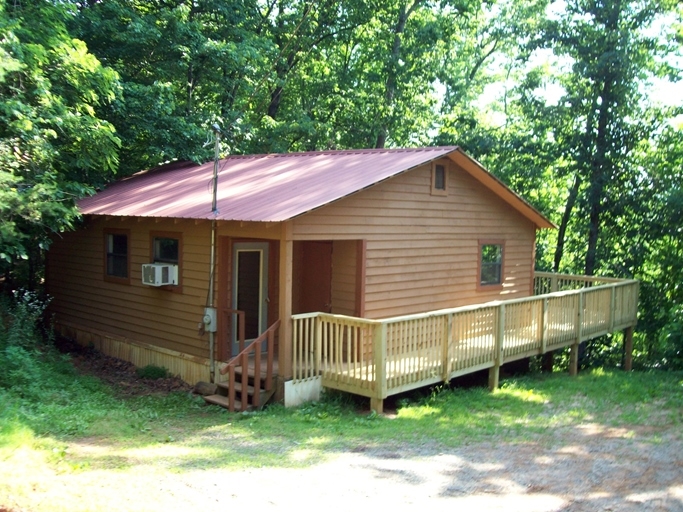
(208, 126, 220, 382)
(209, 219, 216, 382)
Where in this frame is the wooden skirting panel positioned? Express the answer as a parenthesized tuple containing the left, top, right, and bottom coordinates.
(55, 320, 211, 385)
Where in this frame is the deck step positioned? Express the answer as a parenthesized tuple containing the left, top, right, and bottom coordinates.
(203, 394, 247, 411)
(228, 367, 269, 385)
(203, 380, 276, 412)
(215, 381, 273, 405)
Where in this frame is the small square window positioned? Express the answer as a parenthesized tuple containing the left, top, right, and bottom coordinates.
(480, 244, 503, 286)
(154, 237, 179, 264)
(105, 231, 129, 282)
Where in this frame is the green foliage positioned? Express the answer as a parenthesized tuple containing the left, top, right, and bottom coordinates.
(1, 0, 681, 369)
(0, 0, 120, 282)
(0, 290, 55, 396)
(659, 306, 683, 369)
(0, 290, 119, 437)
(136, 365, 171, 380)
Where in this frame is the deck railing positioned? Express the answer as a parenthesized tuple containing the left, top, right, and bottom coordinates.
(291, 273, 639, 411)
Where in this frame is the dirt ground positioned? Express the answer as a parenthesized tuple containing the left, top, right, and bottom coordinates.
(3, 346, 682, 512)
(57, 338, 193, 396)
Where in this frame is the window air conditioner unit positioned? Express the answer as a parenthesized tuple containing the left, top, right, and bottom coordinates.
(141, 263, 178, 286)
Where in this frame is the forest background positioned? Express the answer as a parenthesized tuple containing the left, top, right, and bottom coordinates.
(0, 0, 681, 369)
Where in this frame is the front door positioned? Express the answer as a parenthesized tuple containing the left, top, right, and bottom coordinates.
(232, 242, 269, 356)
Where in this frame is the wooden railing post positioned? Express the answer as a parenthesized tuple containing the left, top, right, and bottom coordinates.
(442, 314, 452, 381)
(292, 317, 299, 382)
(569, 292, 583, 377)
(541, 297, 549, 354)
(315, 315, 322, 379)
(609, 285, 616, 331)
(252, 339, 262, 408)
(489, 304, 505, 391)
(240, 352, 248, 411)
(238, 311, 245, 354)
(551, 275, 558, 293)
(371, 322, 387, 413)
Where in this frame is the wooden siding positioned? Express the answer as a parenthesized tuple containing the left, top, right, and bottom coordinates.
(48, 218, 213, 359)
(292, 158, 537, 318)
(47, 218, 283, 376)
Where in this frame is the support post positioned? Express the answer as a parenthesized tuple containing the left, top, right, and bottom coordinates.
(488, 366, 500, 390)
(569, 342, 579, 376)
(541, 352, 554, 373)
(278, 222, 293, 380)
(489, 304, 505, 391)
(372, 322, 387, 413)
(624, 326, 634, 371)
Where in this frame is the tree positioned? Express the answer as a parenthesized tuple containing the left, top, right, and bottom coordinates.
(71, 0, 275, 173)
(0, 0, 120, 286)
(532, 0, 680, 276)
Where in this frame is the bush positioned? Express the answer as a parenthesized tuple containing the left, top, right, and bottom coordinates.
(659, 305, 683, 369)
(0, 290, 55, 397)
(136, 365, 171, 380)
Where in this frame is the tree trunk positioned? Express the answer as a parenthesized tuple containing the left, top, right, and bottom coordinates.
(375, 0, 422, 149)
(553, 174, 581, 272)
(584, 76, 615, 276)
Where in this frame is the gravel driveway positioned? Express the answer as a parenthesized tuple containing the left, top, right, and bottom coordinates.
(4, 422, 681, 512)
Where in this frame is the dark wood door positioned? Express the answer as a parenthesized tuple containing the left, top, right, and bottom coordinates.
(298, 241, 332, 314)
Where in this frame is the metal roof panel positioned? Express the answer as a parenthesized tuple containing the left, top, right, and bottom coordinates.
(78, 146, 555, 229)
(79, 147, 458, 221)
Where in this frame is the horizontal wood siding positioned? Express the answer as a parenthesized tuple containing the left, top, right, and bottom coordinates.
(292, 159, 537, 319)
(47, 218, 214, 360)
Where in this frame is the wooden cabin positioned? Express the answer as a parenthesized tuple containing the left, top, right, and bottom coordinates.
(47, 146, 581, 409)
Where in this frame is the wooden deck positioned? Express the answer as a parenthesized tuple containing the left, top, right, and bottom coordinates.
(291, 273, 639, 412)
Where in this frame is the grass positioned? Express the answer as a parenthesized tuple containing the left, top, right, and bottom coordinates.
(2, 365, 681, 475)
(1, 362, 682, 512)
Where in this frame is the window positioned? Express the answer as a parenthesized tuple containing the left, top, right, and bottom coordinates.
(150, 232, 182, 290)
(154, 237, 179, 264)
(431, 162, 448, 196)
(104, 230, 130, 283)
(480, 243, 503, 286)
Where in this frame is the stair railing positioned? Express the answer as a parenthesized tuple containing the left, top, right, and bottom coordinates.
(222, 309, 246, 355)
(219, 319, 280, 412)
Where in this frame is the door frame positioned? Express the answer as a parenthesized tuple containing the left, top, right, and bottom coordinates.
(231, 241, 269, 355)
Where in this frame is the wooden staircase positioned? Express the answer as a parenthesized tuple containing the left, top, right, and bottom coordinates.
(203, 317, 280, 412)
(204, 365, 276, 411)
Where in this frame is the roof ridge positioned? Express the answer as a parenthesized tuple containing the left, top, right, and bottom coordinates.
(224, 146, 459, 160)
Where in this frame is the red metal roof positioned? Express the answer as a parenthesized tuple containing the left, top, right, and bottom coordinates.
(79, 146, 554, 228)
